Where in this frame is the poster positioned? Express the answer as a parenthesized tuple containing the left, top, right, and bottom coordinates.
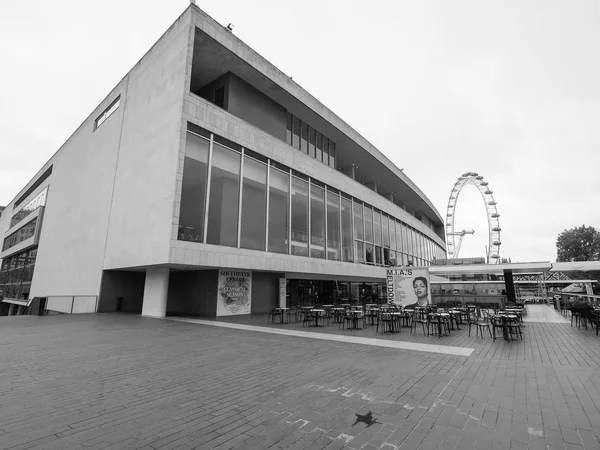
(217, 270, 252, 316)
(386, 267, 431, 308)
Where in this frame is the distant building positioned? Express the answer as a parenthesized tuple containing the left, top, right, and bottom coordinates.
(0, 4, 446, 317)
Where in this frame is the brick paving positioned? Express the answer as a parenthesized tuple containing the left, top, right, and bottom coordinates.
(0, 305, 599, 449)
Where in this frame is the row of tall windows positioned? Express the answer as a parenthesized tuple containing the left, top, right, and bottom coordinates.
(0, 248, 37, 300)
(10, 187, 47, 228)
(178, 124, 446, 266)
(286, 113, 336, 169)
(2, 218, 37, 252)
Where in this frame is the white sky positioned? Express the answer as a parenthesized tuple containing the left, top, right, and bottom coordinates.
(1, 0, 598, 263)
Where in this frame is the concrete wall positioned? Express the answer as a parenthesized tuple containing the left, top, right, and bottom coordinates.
(251, 271, 280, 313)
(167, 270, 218, 316)
(227, 74, 287, 141)
(103, 9, 192, 269)
(27, 79, 127, 299)
(98, 270, 145, 313)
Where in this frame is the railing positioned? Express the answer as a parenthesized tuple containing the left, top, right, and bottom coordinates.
(45, 295, 98, 314)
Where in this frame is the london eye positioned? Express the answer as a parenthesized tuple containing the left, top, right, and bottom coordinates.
(446, 172, 502, 263)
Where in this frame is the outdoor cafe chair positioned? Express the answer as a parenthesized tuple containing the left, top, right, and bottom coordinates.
(506, 316, 523, 340)
(468, 312, 492, 339)
(410, 309, 428, 336)
(428, 313, 450, 337)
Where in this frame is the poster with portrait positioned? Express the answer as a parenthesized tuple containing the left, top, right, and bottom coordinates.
(386, 267, 431, 308)
(216, 270, 252, 316)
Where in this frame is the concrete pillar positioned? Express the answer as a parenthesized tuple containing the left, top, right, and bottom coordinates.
(141, 267, 170, 318)
(8, 303, 16, 316)
(16, 306, 24, 315)
(386, 192, 394, 203)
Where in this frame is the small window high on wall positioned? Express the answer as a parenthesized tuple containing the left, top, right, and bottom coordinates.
(94, 96, 121, 130)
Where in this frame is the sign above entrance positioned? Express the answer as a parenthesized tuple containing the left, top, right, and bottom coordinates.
(386, 267, 431, 308)
(217, 270, 252, 316)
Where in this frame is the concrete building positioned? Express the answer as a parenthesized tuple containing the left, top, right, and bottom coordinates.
(0, 4, 446, 318)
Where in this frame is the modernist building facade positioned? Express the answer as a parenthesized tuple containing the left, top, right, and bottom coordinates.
(0, 4, 446, 317)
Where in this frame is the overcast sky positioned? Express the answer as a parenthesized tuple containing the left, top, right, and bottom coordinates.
(1, 0, 598, 263)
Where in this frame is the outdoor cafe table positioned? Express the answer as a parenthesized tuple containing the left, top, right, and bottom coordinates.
(492, 313, 519, 341)
(273, 307, 289, 324)
(430, 312, 450, 337)
(311, 309, 326, 327)
(330, 307, 345, 323)
(447, 309, 462, 330)
(346, 310, 365, 330)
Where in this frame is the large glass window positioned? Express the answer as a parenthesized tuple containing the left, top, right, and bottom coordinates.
(2, 218, 38, 252)
(309, 128, 316, 158)
(341, 197, 353, 262)
(389, 218, 396, 251)
(293, 116, 301, 149)
(206, 143, 241, 247)
(373, 211, 382, 246)
(396, 220, 402, 253)
(310, 184, 325, 259)
(355, 241, 365, 264)
(316, 132, 323, 163)
(382, 215, 390, 248)
(364, 206, 373, 243)
(240, 156, 267, 251)
(286, 113, 292, 145)
(301, 122, 308, 154)
(322, 136, 329, 165)
(291, 177, 309, 256)
(328, 141, 336, 169)
(326, 191, 340, 260)
(178, 133, 210, 243)
(365, 243, 374, 264)
(401, 223, 409, 256)
(268, 167, 289, 254)
(353, 201, 364, 241)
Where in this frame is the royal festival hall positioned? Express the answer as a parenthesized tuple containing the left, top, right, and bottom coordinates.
(0, 4, 446, 318)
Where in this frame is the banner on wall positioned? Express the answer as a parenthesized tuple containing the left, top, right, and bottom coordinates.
(386, 267, 431, 308)
(217, 270, 252, 316)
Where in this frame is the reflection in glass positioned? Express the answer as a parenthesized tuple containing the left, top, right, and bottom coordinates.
(364, 206, 373, 243)
(365, 243, 374, 264)
(293, 116, 301, 149)
(268, 167, 289, 254)
(326, 191, 340, 260)
(322, 136, 329, 165)
(309, 128, 316, 158)
(310, 185, 325, 259)
(356, 241, 365, 264)
(389, 218, 396, 251)
(373, 211, 382, 246)
(2, 218, 38, 252)
(382, 215, 390, 248)
(178, 133, 209, 243)
(375, 246, 382, 265)
(240, 156, 267, 251)
(316, 132, 323, 162)
(396, 220, 402, 253)
(301, 122, 308, 154)
(291, 177, 309, 256)
(329, 141, 336, 169)
(206, 143, 241, 247)
(341, 197, 353, 262)
(353, 201, 364, 241)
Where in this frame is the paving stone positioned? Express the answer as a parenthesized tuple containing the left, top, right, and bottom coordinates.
(1, 307, 600, 450)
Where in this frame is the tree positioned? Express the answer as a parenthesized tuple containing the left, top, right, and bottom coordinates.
(556, 225, 600, 262)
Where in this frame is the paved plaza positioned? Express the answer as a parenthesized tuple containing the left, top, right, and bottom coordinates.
(1, 305, 600, 449)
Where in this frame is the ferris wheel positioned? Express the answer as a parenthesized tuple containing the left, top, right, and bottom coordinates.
(446, 172, 502, 263)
